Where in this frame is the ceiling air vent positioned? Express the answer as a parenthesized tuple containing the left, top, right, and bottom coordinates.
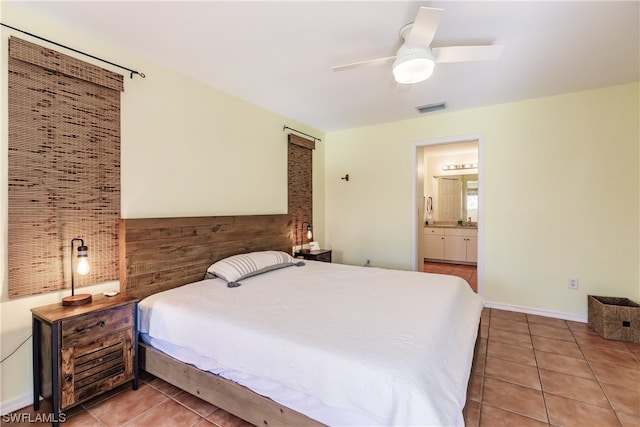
(416, 102, 446, 114)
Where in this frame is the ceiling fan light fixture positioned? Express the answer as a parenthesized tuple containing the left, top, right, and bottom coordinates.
(392, 44, 435, 84)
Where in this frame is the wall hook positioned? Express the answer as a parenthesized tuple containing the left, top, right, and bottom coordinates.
(341, 174, 349, 182)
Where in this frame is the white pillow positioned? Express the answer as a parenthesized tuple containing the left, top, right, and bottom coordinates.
(207, 251, 295, 283)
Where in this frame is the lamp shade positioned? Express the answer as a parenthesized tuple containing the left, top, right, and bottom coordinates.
(392, 44, 435, 84)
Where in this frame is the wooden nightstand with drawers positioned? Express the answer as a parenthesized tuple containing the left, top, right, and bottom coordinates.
(31, 294, 138, 426)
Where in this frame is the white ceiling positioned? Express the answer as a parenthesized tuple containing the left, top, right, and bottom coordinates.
(8, 1, 640, 131)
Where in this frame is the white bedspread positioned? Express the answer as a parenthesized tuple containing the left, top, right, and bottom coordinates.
(138, 261, 483, 426)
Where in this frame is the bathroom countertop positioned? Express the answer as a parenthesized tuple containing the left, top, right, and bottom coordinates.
(425, 223, 478, 229)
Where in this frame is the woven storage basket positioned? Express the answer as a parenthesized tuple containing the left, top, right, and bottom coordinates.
(588, 295, 640, 343)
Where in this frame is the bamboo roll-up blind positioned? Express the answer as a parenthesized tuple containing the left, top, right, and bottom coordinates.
(287, 134, 315, 249)
(8, 37, 123, 298)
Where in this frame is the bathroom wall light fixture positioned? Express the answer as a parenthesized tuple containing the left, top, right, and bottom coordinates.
(441, 162, 478, 171)
(299, 222, 313, 253)
(62, 238, 92, 306)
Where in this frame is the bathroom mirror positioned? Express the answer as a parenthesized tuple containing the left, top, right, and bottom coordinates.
(430, 174, 478, 223)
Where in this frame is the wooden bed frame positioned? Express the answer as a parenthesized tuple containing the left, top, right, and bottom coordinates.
(119, 214, 478, 427)
(120, 214, 322, 426)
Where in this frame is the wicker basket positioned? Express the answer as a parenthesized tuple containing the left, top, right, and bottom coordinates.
(588, 295, 640, 343)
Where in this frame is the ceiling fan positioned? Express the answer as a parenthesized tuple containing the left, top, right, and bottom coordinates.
(333, 7, 503, 85)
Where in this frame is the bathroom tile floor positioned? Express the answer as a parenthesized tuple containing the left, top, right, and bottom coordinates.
(424, 260, 477, 292)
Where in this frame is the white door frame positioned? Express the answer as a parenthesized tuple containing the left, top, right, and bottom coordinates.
(410, 133, 485, 296)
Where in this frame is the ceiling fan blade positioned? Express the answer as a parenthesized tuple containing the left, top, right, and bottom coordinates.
(332, 56, 396, 72)
(433, 45, 504, 63)
(406, 7, 444, 46)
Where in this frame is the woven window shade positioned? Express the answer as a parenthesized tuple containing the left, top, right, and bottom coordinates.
(287, 134, 315, 249)
(8, 37, 122, 298)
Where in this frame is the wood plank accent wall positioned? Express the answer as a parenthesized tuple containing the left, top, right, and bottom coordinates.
(287, 134, 315, 249)
(8, 37, 122, 298)
(119, 215, 292, 299)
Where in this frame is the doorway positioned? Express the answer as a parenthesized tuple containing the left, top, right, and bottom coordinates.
(411, 134, 484, 295)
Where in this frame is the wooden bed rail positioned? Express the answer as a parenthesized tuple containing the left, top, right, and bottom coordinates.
(140, 343, 324, 427)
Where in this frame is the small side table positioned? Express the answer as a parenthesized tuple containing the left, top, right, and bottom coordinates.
(31, 293, 138, 426)
(295, 249, 332, 263)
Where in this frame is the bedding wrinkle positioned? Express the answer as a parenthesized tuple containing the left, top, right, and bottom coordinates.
(139, 260, 482, 426)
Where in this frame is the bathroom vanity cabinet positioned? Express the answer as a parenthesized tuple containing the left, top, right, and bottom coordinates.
(424, 226, 477, 264)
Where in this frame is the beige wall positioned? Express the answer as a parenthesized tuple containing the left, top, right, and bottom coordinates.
(325, 82, 639, 321)
(0, 4, 324, 410)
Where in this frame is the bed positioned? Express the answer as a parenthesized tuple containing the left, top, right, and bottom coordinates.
(120, 214, 483, 426)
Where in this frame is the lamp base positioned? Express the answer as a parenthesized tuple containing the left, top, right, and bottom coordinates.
(62, 293, 92, 306)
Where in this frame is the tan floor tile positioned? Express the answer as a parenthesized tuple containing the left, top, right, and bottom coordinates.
(545, 393, 620, 427)
(468, 275, 478, 292)
(538, 368, 609, 407)
(464, 399, 481, 427)
(529, 323, 575, 342)
(124, 399, 202, 427)
(589, 360, 640, 390)
(573, 330, 632, 351)
(566, 320, 593, 333)
(491, 310, 528, 323)
(173, 391, 219, 417)
(601, 383, 640, 417)
(527, 314, 569, 329)
(534, 350, 594, 380)
(469, 372, 484, 402)
(194, 418, 218, 426)
(81, 382, 132, 409)
(481, 324, 489, 339)
(147, 376, 184, 397)
(63, 409, 104, 426)
(206, 409, 254, 427)
(624, 341, 640, 358)
(488, 340, 537, 366)
(479, 404, 550, 427)
(87, 384, 168, 426)
(482, 377, 547, 422)
(490, 317, 531, 334)
(485, 356, 542, 390)
(617, 411, 640, 427)
(489, 328, 533, 348)
(581, 345, 640, 371)
(473, 350, 487, 375)
(532, 335, 583, 359)
(478, 336, 488, 354)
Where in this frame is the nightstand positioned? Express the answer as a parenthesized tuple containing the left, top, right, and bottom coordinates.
(295, 249, 332, 263)
(31, 293, 138, 426)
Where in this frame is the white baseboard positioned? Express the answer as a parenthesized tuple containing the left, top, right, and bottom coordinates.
(484, 300, 588, 323)
(1, 391, 33, 416)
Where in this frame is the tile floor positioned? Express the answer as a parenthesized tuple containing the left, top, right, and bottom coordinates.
(6, 265, 639, 426)
(424, 261, 477, 292)
(466, 307, 640, 427)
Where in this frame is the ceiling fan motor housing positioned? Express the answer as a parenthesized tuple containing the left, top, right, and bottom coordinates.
(392, 44, 435, 84)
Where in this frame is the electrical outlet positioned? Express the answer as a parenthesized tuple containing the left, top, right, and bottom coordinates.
(568, 277, 579, 290)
